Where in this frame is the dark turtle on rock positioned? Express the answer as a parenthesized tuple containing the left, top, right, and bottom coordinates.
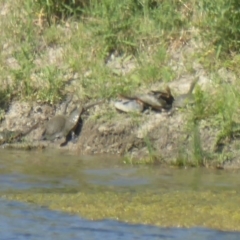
(41, 96, 72, 141)
(59, 105, 84, 145)
(41, 115, 67, 141)
(150, 86, 174, 107)
(42, 99, 104, 145)
(61, 99, 104, 146)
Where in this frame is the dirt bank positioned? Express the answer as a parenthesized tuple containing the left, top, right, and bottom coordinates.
(1, 79, 239, 170)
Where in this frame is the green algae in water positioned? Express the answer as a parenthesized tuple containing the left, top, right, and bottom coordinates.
(3, 188, 240, 231)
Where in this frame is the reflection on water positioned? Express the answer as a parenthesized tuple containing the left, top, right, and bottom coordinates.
(1, 149, 240, 193)
(1, 149, 240, 238)
(0, 199, 239, 240)
(0, 173, 77, 192)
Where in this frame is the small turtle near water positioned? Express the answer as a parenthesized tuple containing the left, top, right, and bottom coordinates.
(0, 122, 39, 145)
(41, 96, 72, 141)
(41, 98, 104, 146)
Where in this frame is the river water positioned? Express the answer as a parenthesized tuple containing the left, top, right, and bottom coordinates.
(0, 149, 240, 239)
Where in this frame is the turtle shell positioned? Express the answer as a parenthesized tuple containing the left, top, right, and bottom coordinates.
(42, 115, 67, 140)
(42, 95, 73, 141)
(114, 99, 144, 113)
(150, 86, 174, 106)
(62, 107, 83, 137)
(136, 94, 166, 110)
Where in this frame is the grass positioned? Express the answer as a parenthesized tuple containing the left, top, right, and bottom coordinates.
(124, 136, 161, 165)
(0, 0, 195, 102)
(1, 0, 240, 166)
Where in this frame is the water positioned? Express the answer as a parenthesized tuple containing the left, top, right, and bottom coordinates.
(0, 149, 240, 239)
(0, 199, 239, 240)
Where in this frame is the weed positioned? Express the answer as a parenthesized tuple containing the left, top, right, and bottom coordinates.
(35, 66, 66, 103)
(191, 123, 205, 166)
(122, 135, 161, 165)
(36, 0, 87, 25)
(143, 136, 160, 164)
(212, 84, 240, 149)
(199, 0, 240, 55)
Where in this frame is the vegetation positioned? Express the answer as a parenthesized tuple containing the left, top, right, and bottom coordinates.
(1, 0, 240, 166)
(4, 189, 240, 231)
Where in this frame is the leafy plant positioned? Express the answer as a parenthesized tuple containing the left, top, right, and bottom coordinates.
(191, 123, 204, 166)
(199, 0, 240, 55)
(36, 0, 87, 25)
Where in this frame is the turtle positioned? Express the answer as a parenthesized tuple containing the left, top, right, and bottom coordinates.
(172, 78, 199, 108)
(62, 100, 104, 145)
(41, 115, 67, 141)
(114, 97, 144, 113)
(0, 122, 39, 145)
(120, 92, 168, 111)
(42, 99, 104, 145)
(136, 94, 167, 110)
(41, 95, 72, 141)
(150, 86, 175, 108)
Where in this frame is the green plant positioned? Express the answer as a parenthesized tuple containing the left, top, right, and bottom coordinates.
(137, 46, 175, 84)
(87, 0, 139, 55)
(175, 148, 189, 167)
(199, 0, 240, 55)
(35, 66, 65, 103)
(191, 123, 204, 166)
(190, 85, 216, 122)
(11, 46, 36, 98)
(143, 136, 159, 164)
(212, 84, 240, 149)
(35, 0, 87, 25)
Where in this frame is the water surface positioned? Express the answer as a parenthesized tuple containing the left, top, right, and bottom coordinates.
(1, 149, 240, 239)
